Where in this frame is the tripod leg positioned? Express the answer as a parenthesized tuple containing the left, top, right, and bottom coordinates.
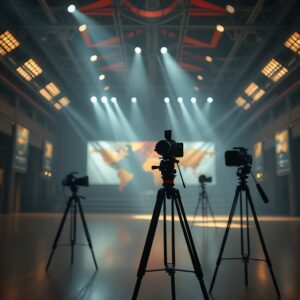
(246, 188, 281, 297)
(205, 192, 217, 227)
(171, 196, 176, 300)
(46, 197, 73, 271)
(132, 189, 165, 300)
(192, 196, 201, 226)
(70, 201, 77, 265)
(77, 199, 98, 270)
(209, 187, 240, 293)
(174, 190, 209, 300)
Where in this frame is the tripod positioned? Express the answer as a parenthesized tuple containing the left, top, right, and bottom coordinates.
(192, 181, 217, 227)
(46, 185, 98, 271)
(132, 159, 209, 300)
(209, 166, 280, 297)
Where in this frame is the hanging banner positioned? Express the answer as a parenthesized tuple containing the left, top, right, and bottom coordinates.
(275, 129, 290, 175)
(42, 139, 53, 176)
(253, 141, 263, 180)
(13, 124, 30, 172)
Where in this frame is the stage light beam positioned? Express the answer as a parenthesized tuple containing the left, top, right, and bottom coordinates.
(164, 97, 170, 103)
(90, 96, 97, 103)
(207, 97, 213, 103)
(131, 97, 137, 103)
(67, 4, 76, 13)
(161, 47, 168, 54)
(135, 47, 142, 54)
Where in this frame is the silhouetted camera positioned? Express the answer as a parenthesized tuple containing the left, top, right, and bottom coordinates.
(199, 175, 212, 183)
(154, 130, 183, 158)
(225, 147, 252, 167)
(62, 172, 89, 187)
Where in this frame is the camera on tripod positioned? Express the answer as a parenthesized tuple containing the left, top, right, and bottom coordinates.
(62, 172, 89, 187)
(154, 130, 183, 158)
(199, 175, 212, 183)
(225, 147, 252, 167)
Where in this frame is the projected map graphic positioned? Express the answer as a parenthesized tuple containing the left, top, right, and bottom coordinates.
(87, 141, 216, 190)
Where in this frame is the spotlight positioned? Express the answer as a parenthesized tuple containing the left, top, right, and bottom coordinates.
(135, 47, 142, 54)
(79, 24, 87, 32)
(160, 47, 168, 54)
(90, 96, 97, 103)
(205, 56, 213, 62)
(216, 24, 225, 32)
(99, 74, 105, 81)
(67, 4, 76, 13)
(207, 97, 213, 103)
(177, 97, 183, 103)
(104, 85, 110, 92)
(111, 97, 117, 103)
(191, 97, 197, 103)
(101, 96, 108, 103)
(164, 97, 170, 103)
(90, 55, 98, 62)
(226, 4, 235, 14)
(197, 75, 203, 80)
(131, 97, 137, 103)
(194, 86, 200, 92)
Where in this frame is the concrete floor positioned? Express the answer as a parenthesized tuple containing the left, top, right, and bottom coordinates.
(0, 213, 299, 300)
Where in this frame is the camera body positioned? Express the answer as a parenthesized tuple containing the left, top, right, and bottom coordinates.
(62, 172, 89, 187)
(199, 174, 212, 183)
(225, 147, 252, 167)
(154, 130, 184, 158)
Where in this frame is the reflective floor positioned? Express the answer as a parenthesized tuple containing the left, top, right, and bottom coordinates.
(0, 213, 299, 300)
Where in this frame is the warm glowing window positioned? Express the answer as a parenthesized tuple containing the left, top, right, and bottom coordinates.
(261, 59, 288, 82)
(284, 32, 300, 55)
(244, 82, 265, 102)
(46, 82, 60, 97)
(39, 88, 53, 101)
(58, 97, 70, 107)
(235, 97, 247, 107)
(54, 102, 63, 110)
(17, 58, 43, 81)
(0, 31, 20, 56)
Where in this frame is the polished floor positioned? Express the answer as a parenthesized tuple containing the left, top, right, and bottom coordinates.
(0, 212, 299, 300)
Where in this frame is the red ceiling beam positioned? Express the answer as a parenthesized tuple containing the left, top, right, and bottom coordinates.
(80, 31, 120, 48)
(183, 30, 223, 48)
(99, 61, 125, 71)
(179, 62, 203, 72)
(79, 0, 113, 16)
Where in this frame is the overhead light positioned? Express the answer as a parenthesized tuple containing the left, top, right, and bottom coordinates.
(243, 103, 251, 110)
(99, 74, 105, 81)
(235, 96, 247, 107)
(177, 97, 183, 103)
(111, 97, 117, 103)
(197, 74, 203, 80)
(104, 85, 110, 92)
(216, 25, 224, 32)
(160, 47, 168, 54)
(191, 97, 197, 103)
(207, 97, 213, 103)
(91, 96, 97, 103)
(45, 82, 60, 97)
(101, 96, 108, 103)
(67, 4, 76, 13)
(284, 32, 300, 55)
(244, 82, 265, 101)
(90, 55, 98, 62)
(16, 67, 32, 81)
(79, 24, 87, 32)
(131, 97, 137, 103)
(164, 97, 170, 103)
(58, 97, 71, 107)
(135, 47, 141, 54)
(0, 31, 20, 56)
(205, 56, 213, 62)
(226, 4, 235, 14)
(194, 86, 200, 92)
(39, 88, 53, 101)
(261, 58, 288, 82)
(54, 102, 63, 110)
(16, 58, 43, 81)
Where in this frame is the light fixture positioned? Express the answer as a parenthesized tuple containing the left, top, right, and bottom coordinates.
(90, 55, 98, 62)
(104, 85, 110, 92)
(244, 82, 265, 101)
(111, 97, 117, 103)
(16, 58, 43, 81)
(197, 74, 203, 80)
(58, 97, 71, 107)
(164, 97, 170, 103)
(90, 96, 97, 103)
(101, 96, 108, 103)
(261, 59, 288, 82)
(131, 97, 137, 103)
(226, 4, 235, 14)
(243, 103, 251, 110)
(216, 25, 225, 33)
(235, 96, 247, 107)
(99, 74, 105, 81)
(191, 97, 197, 103)
(0, 31, 20, 57)
(54, 102, 63, 110)
(39, 89, 52, 101)
(177, 97, 183, 103)
(67, 4, 76, 13)
(160, 47, 168, 54)
(207, 97, 213, 103)
(284, 32, 300, 55)
(205, 56, 213, 62)
(135, 47, 141, 54)
(45, 82, 60, 97)
(79, 24, 87, 32)
(194, 86, 200, 92)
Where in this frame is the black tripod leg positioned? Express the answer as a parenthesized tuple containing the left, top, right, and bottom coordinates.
(46, 197, 73, 271)
(70, 201, 77, 265)
(246, 188, 281, 297)
(209, 187, 240, 293)
(205, 192, 217, 227)
(132, 189, 165, 300)
(171, 196, 176, 300)
(77, 199, 98, 270)
(192, 196, 201, 226)
(174, 190, 209, 300)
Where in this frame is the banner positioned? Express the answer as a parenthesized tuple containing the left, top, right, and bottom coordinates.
(13, 124, 30, 172)
(87, 141, 216, 190)
(275, 129, 290, 175)
(42, 140, 53, 176)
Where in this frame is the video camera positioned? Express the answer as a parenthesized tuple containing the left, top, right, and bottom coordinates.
(154, 130, 183, 158)
(199, 175, 212, 183)
(62, 172, 89, 187)
(225, 147, 252, 167)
